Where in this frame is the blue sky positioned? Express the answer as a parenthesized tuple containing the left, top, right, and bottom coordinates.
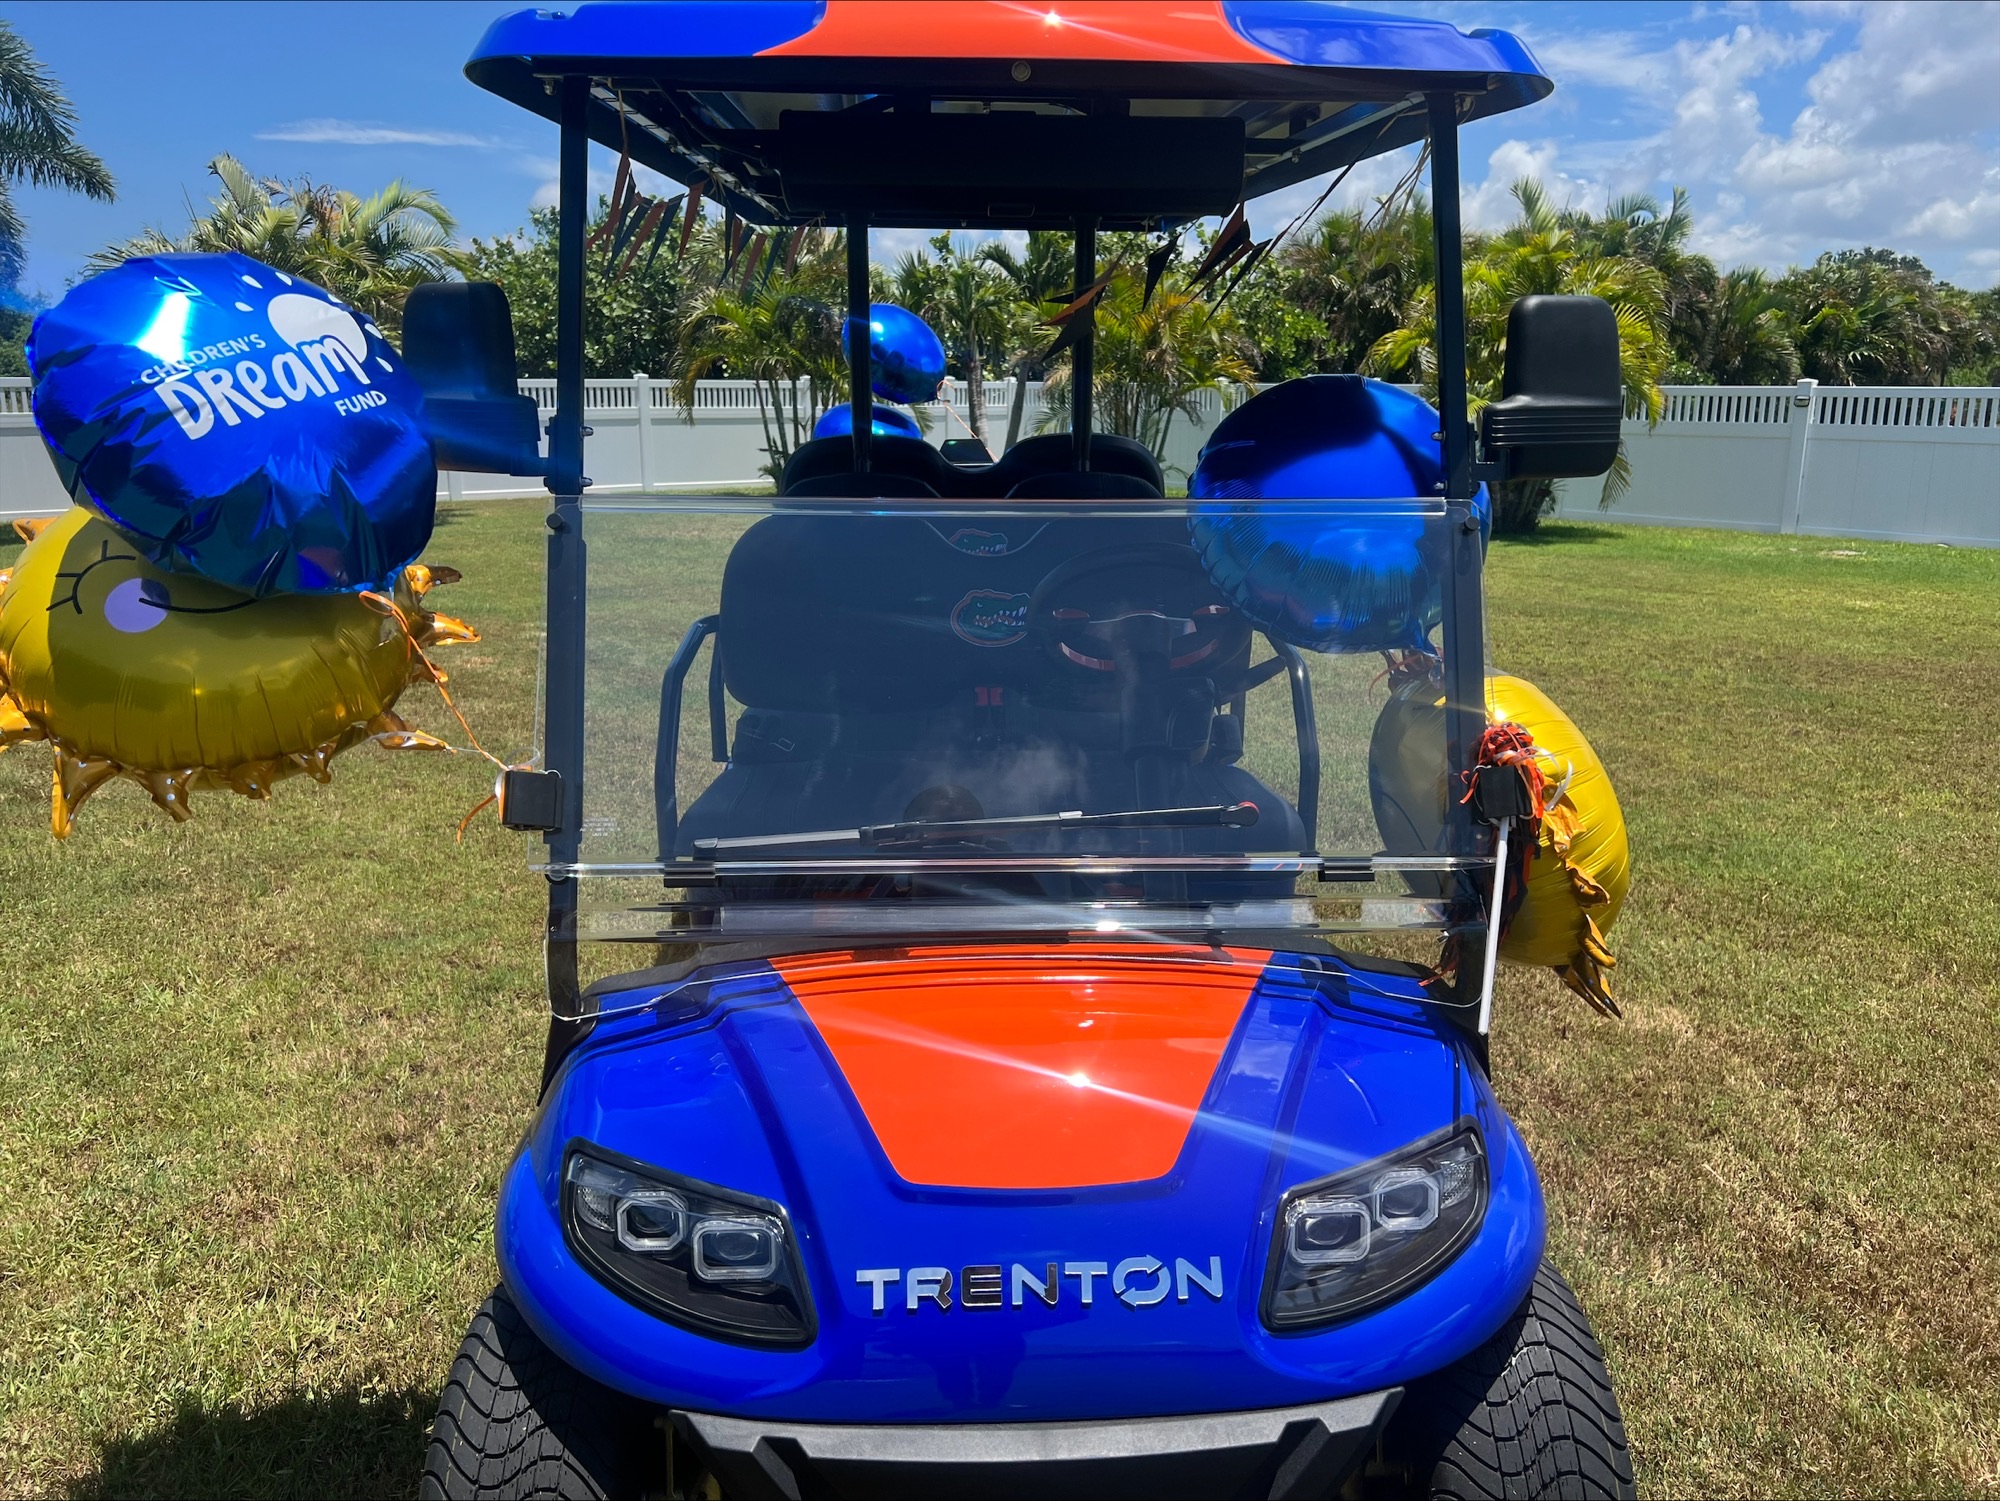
(4, 0, 1997, 304)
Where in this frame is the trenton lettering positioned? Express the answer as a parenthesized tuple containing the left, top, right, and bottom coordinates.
(855, 1256, 1225, 1313)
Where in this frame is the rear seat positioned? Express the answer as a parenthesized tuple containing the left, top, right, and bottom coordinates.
(778, 431, 1165, 498)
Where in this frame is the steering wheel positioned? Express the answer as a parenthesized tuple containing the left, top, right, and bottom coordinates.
(1027, 543, 1251, 683)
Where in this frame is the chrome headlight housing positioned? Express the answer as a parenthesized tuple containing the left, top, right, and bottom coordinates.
(1261, 1123, 1488, 1331)
(562, 1144, 816, 1347)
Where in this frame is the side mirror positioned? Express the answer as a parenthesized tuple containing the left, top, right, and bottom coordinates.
(401, 282, 546, 476)
(1478, 295, 1622, 481)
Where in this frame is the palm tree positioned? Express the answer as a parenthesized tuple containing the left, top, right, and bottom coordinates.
(90, 155, 460, 335)
(1570, 186, 1721, 374)
(1042, 264, 1258, 477)
(1777, 249, 1959, 386)
(674, 223, 847, 475)
(978, 230, 1073, 451)
(1366, 179, 1670, 530)
(0, 20, 114, 289)
(1679, 267, 1799, 386)
(895, 234, 1012, 451)
(1278, 199, 1434, 375)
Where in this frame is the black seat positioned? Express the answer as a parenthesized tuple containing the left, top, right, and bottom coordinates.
(784, 471, 939, 498)
(780, 435, 969, 497)
(1006, 470, 1161, 499)
(779, 430, 1167, 498)
(987, 433, 1164, 494)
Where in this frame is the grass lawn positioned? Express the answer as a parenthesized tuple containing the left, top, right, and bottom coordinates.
(0, 504, 1995, 1497)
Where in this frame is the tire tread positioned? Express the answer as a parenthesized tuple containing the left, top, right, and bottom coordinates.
(1385, 1260, 1637, 1501)
(419, 1290, 635, 1501)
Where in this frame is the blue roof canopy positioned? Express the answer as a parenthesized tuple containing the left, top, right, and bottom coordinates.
(465, 2, 1552, 228)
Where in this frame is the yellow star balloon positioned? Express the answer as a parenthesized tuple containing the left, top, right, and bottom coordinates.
(1369, 668, 1631, 1015)
(0, 507, 475, 836)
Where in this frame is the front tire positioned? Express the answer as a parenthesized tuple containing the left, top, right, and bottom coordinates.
(421, 1288, 651, 1500)
(1378, 1260, 1637, 1500)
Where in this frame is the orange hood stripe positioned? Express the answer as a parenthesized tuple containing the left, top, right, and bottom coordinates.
(776, 945, 1268, 1190)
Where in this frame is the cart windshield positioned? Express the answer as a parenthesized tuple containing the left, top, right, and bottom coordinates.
(543, 489, 1481, 946)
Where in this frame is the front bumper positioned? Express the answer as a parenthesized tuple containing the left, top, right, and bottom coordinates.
(674, 1389, 1401, 1500)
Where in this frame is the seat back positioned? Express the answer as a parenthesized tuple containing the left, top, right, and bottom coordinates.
(987, 433, 1164, 494)
(784, 471, 939, 498)
(1006, 470, 1161, 499)
(780, 435, 970, 497)
(780, 431, 1167, 498)
(718, 512, 1202, 713)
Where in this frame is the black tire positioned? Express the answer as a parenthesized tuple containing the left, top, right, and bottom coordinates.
(1377, 1260, 1637, 1500)
(420, 1288, 653, 1500)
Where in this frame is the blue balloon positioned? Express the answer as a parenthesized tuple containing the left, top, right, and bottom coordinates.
(841, 303, 946, 406)
(812, 402, 923, 441)
(1188, 376, 1490, 653)
(27, 252, 436, 596)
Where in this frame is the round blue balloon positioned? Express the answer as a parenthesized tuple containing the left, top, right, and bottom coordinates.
(1188, 376, 1490, 653)
(813, 402, 923, 440)
(27, 251, 436, 596)
(841, 303, 946, 406)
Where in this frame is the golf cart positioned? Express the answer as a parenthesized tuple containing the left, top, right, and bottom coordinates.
(416, 4, 1635, 1497)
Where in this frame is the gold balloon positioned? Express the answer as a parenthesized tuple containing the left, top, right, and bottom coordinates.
(1368, 668, 1630, 1014)
(0, 507, 475, 836)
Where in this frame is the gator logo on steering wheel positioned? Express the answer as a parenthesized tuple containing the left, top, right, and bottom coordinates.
(951, 589, 1030, 647)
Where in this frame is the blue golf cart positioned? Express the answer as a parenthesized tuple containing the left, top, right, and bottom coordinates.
(408, 4, 1637, 1497)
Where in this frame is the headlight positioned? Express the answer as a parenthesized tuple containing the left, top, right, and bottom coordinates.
(562, 1145, 815, 1348)
(1261, 1124, 1487, 1330)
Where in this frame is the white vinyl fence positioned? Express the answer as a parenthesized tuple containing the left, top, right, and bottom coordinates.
(0, 376, 1232, 514)
(1555, 379, 2000, 546)
(459, 376, 1231, 500)
(4, 376, 1996, 547)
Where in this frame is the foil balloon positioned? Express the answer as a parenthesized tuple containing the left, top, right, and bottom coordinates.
(0, 508, 475, 836)
(841, 303, 946, 406)
(812, 402, 923, 441)
(27, 251, 436, 597)
(1368, 667, 1630, 1014)
(1188, 376, 1489, 653)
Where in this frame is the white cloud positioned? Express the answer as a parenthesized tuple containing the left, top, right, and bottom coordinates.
(1528, 31, 1681, 98)
(1461, 3, 2000, 283)
(526, 157, 676, 212)
(1462, 139, 1607, 229)
(1797, 0, 2000, 146)
(257, 119, 500, 148)
(1710, 3, 2000, 267)
(1961, 247, 2000, 288)
(1655, 24, 1826, 181)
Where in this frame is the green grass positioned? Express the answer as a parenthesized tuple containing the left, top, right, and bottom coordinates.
(0, 507, 1994, 1497)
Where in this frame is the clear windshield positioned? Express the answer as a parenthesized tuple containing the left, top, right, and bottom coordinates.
(544, 492, 1481, 944)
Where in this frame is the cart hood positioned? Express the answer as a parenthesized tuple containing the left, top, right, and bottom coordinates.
(507, 944, 1542, 1422)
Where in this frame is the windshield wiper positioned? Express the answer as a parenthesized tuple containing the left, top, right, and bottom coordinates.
(690, 801, 1259, 855)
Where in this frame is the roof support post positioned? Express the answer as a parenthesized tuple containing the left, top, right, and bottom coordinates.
(1427, 92, 1491, 1033)
(1427, 95, 1472, 500)
(1072, 217, 1097, 472)
(846, 215, 872, 472)
(540, 73, 591, 1077)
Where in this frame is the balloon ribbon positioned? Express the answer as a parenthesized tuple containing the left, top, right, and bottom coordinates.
(357, 585, 524, 842)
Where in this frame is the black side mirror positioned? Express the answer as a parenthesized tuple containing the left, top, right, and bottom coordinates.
(1478, 295, 1622, 480)
(401, 282, 546, 476)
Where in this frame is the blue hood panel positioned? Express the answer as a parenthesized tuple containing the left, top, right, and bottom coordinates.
(500, 951, 1544, 1421)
